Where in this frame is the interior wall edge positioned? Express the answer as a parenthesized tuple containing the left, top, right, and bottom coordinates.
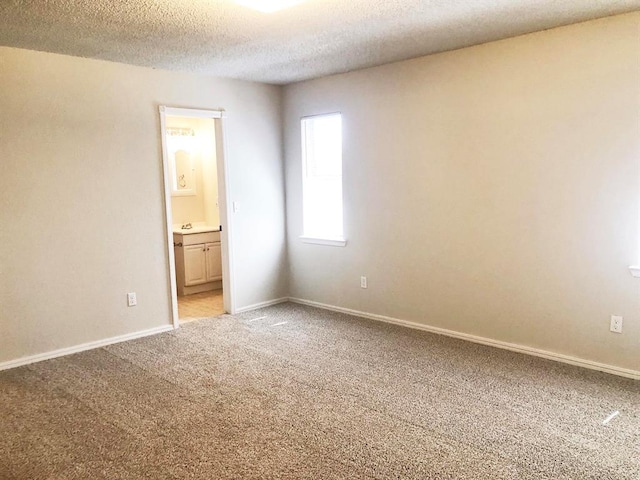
(233, 297, 290, 314)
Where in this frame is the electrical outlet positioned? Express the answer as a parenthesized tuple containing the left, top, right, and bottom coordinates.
(127, 292, 137, 307)
(360, 276, 368, 289)
(610, 315, 623, 334)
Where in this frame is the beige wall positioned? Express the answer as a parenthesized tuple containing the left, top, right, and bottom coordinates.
(0, 47, 287, 364)
(284, 13, 640, 372)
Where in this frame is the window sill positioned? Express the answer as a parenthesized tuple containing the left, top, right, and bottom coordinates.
(629, 266, 640, 278)
(300, 236, 347, 247)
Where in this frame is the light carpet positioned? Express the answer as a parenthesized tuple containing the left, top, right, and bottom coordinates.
(0, 302, 638, 479)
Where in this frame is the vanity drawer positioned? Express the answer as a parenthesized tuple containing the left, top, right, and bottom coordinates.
(180, 231, 220, 246)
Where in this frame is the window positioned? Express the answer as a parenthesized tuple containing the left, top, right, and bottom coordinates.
(301, 113, 345, 246)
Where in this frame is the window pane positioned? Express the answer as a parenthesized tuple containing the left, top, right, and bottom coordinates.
(305, 115, 342, 177)
(302, 114, 343, 239)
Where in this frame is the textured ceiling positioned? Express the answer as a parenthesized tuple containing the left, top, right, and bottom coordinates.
(1, 0, 639, 85)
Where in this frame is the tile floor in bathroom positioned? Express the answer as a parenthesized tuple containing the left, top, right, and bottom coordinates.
(178, 290, 225, 323)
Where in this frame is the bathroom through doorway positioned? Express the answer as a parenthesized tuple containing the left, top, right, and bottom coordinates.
(159, 107, 235, 327)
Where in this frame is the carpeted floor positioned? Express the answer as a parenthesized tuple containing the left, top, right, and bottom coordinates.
(0, 302, 638, 479)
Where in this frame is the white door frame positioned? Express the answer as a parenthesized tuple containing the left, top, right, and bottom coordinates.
(159, 106, 237, 329)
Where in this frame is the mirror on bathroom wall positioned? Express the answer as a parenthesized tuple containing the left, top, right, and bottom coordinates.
(167, 128, 197, 197)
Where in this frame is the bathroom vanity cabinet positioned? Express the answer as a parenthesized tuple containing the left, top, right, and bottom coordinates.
(173, 229, 222, 296)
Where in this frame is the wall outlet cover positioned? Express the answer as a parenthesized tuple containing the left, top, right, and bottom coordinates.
(127, 292, 137, 307)
(610, 315, 623, 334)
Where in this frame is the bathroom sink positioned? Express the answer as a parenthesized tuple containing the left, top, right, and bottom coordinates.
(172, 225, 219, 235)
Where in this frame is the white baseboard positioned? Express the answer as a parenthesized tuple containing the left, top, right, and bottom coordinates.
(234, 297, 289, 314)
(0, 324, 175, 372)
(289, 297, 640, 381)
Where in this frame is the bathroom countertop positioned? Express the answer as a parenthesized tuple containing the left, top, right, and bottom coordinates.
(172, 226, 220, 235)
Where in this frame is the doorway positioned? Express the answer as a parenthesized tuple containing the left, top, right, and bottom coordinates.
(159, 106, 235, 327)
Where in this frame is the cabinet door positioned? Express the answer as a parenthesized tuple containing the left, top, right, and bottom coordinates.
(184, 244, 207, 286)
(205, 242, 223, 282)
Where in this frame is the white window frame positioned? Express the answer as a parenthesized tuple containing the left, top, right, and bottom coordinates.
(300, 113, 346, 247)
